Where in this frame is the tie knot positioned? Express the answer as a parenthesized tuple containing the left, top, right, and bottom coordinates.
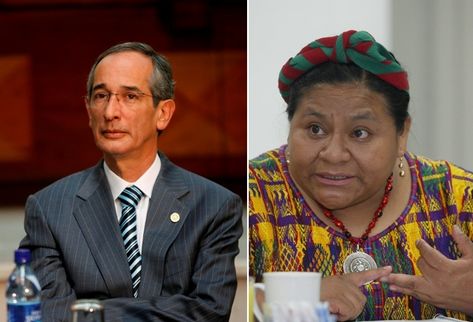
(118, 185, 144, 208)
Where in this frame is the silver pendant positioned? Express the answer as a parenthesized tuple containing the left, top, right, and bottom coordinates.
(343, 251, 377, 274)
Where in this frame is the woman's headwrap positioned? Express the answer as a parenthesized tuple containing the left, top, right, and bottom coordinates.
(278, 30, 409, 103)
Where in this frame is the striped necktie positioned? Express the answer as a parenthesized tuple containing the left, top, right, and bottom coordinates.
(118, 185, 144, 298)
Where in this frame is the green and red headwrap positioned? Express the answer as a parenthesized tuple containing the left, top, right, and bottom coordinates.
(278, 30, 409, 103)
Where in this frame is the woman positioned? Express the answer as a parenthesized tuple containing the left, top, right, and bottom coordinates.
(249, 30, 473, 321)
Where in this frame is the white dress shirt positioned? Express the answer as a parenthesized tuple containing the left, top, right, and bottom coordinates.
(103, 154, 161, 252)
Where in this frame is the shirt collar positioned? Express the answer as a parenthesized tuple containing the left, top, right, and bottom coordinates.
(103, 154, 161, 200)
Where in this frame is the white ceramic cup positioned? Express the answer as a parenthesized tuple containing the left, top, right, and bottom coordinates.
(253, 271, 322, 321)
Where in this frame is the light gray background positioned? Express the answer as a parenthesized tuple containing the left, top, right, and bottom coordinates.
(249, 0, 473, 171)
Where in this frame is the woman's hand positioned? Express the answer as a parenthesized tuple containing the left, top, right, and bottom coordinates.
(321, 266, 392, 321)
(382, 225, 473, 315)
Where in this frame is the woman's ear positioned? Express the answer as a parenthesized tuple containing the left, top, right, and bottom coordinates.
(398, 115, 411, 156)
(156, 99, 176, 132)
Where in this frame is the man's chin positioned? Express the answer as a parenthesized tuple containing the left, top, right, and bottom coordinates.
(96, 143, 129, 157)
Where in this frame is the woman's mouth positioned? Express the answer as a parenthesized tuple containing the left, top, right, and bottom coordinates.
(316, 173, 354, 186)
(323, 175, 349, 180)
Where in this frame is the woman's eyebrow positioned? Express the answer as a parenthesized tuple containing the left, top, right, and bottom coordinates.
(303, 108, 325, 119)
(350, 110, 376, 121)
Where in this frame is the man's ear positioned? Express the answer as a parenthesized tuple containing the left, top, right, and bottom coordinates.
(156, 99, 176, 132)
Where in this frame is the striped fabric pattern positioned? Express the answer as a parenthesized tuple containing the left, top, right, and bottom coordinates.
(249, 145, 473, 321)
(118, 185, 144, 298)
(19, 154, 243, 321)
(278, 30, 409, 102)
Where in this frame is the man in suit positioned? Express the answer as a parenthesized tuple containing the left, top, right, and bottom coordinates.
(20, 42, 243, 321)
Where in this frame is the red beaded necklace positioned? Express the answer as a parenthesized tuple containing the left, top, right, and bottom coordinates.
(322, 174, 393, 245)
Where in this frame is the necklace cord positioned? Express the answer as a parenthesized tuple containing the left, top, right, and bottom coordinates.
(322, 173, 394, 245)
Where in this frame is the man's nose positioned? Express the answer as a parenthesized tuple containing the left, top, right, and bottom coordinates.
(103, 94, 122, 120)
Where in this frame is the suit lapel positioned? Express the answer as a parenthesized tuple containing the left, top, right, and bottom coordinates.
(72, 163, 133, 297)
(139, 155, 190, 297)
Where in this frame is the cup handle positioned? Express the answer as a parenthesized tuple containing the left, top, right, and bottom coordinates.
(253, 283, 265, 322)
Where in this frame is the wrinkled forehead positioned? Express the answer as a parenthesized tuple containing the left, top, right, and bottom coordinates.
(294, 83, 391, 120)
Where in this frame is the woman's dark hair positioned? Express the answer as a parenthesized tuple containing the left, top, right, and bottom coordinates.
(286, 62, 410, 133)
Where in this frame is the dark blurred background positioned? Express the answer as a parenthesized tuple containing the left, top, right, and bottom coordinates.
(0, 0, 247, 205)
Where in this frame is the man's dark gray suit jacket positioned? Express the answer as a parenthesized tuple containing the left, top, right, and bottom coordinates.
(20, 153, 243, 321)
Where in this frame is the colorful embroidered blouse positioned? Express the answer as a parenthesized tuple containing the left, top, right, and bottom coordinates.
(249, 145, 473, 321)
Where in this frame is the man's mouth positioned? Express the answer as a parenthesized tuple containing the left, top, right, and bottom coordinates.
(102, 129, 126, 138)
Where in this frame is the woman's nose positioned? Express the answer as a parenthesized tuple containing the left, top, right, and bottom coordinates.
(318, 133, 350, 163)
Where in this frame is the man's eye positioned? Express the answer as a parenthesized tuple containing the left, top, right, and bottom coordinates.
(125, 93, 139, 100)
(94, 92, 108, 100)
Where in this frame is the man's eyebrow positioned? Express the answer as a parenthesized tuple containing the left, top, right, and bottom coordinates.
(121, 85, 143, 93)
(92, 84, 144, 93)
(92, 84, 106, 92)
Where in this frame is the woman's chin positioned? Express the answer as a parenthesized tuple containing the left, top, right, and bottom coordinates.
(314, 193, 352, 211)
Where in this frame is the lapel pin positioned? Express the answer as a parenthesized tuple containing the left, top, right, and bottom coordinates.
(170, 212, 180, 223)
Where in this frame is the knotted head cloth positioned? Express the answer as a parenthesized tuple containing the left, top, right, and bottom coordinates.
(278, 30, 409, 103)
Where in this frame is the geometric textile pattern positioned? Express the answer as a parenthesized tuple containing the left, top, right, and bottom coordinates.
(249, 145, 473, 321)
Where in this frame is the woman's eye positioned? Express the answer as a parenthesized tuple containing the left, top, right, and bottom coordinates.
(309, 124, 324, 135)
(353, 129, 369, 139)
